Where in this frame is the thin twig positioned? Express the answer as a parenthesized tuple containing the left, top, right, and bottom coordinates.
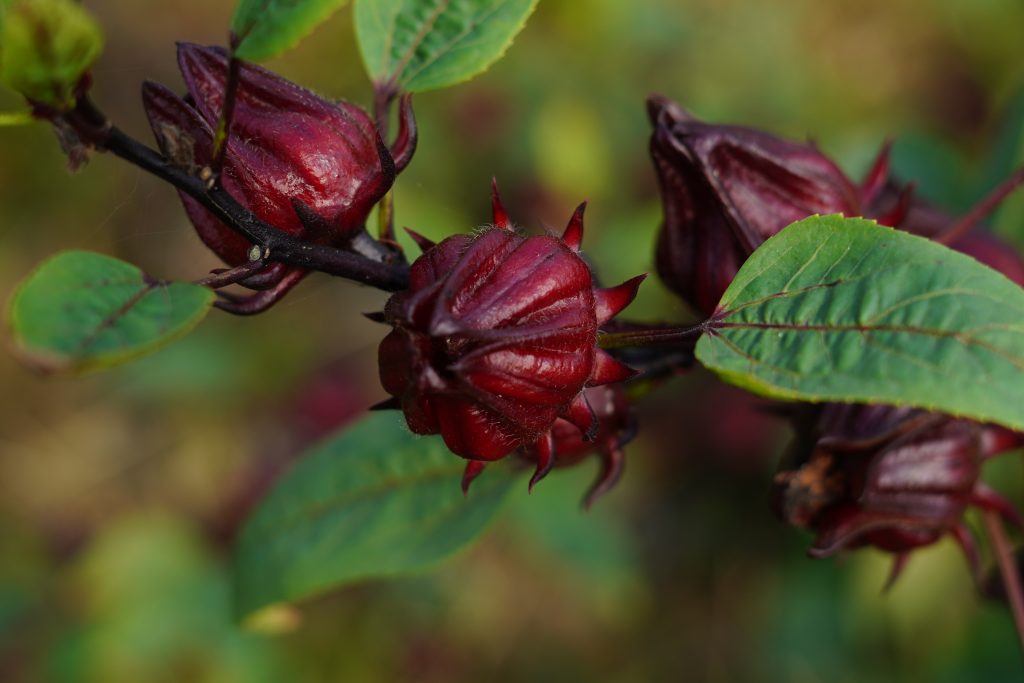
(373, 82, 399, 243)
(598, 322, 709, 350)
(377, 190, 396, 243)
(193, 257, 265, 288)
(983, 509, 1024, 653)
(373, 81, 398, 141)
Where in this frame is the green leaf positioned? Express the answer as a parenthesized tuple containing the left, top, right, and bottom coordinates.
(696, 215, 1024, 431)
(232, 411, 518, 621)
(7, 251, 214, 373)
(231, 0, 350, 61)
(354, 0, 539, 93)
(0, 0, 104, 109)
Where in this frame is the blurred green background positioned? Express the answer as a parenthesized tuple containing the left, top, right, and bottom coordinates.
(3, 0, 1024, 680)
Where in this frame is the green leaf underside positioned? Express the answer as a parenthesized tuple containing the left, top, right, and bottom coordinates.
(355, 0, 539, 93)
(696, 215, 1024, 431)
(232, 411, 518, 621)
(8, 251, 213, 373)
(231, 0, 351, 61)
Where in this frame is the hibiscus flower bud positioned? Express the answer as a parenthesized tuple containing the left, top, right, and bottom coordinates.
(141, 43, 416, 311)
(376, 182, 645, 490)
(647, 95, 861, 316)
(774, 404, 1022, 587)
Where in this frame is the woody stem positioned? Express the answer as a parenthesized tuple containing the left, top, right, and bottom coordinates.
(983, 509, 1024, 653)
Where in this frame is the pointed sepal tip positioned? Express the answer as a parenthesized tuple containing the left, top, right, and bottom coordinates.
(595, 273, 647, 326)
(562, 201, 587, 251)
(462, 460, 487, 495)
(490, 177, 511, 230)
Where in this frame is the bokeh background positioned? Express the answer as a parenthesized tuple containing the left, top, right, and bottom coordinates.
(3, 0, 1024, 680)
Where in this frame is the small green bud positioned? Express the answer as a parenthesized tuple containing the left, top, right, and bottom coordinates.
(0, 0, 104, 109)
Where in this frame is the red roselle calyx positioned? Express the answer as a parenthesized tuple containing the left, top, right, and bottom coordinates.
(647, 94, 1024, 316)
(774, 404, 1023, 587)
(141, 43, 416, 312)
(864, 171, 1024, 286)
(522, 384, 636, 508)
(376, 183, 645, 492)
(647, 95, 861, 317)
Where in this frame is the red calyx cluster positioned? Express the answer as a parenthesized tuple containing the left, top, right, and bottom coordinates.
(647, 94, 1024, 580)
(774, 404, 1022, 587)
(647, 94, 1024, 317)
(142, 43, 416, 313)
(376, 183, 645, 494)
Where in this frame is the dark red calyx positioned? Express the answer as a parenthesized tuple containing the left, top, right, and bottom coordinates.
(774, 403, 1022, 587)
(862, 146, 1024, 244)
(859, 159, 1024, 286)
(141, 43, 413, 295)
(377, 184, 644, 492)
(520, 384, 636, 508)
(647, 94, 861, 317)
